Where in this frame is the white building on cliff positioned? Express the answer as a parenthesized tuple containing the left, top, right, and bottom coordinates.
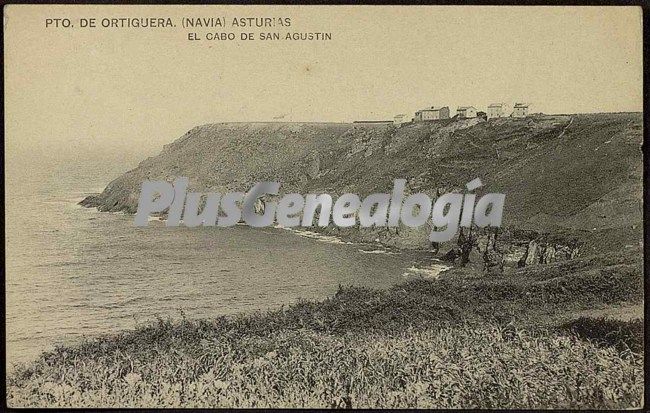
(414, 106, 450, 122)
(513, 103, 530, 118)
(456, 106, 477, 118)
(487, 103, 511, 119)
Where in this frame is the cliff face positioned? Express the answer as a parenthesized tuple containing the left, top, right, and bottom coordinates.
(81, 113, 643, 252)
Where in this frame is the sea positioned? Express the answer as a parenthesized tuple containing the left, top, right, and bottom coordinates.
(5, 153, 447, 369)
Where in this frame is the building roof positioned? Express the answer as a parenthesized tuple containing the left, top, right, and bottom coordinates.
(457, 106, 476, 110)
(488, 103, 505, 108)
(514, 103, 529, 108)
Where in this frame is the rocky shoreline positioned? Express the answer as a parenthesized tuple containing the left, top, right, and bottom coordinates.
(80, 113, 641, 274)
(80, 191, 582, 277)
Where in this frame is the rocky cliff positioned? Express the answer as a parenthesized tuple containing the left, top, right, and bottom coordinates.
(81, 113, 643, 261)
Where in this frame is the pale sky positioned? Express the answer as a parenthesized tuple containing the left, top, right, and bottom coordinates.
(4, 5, 643, 160)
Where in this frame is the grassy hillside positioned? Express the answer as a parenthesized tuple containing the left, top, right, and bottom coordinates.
(81, 113, 642, 253)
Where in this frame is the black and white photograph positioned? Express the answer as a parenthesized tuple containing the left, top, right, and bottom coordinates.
(3, 4, 645, 409)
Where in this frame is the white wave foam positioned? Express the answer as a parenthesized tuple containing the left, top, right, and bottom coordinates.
(357, 249, 399, 255)
(402, 262, 451, 280)
(280, 227, 354, 245)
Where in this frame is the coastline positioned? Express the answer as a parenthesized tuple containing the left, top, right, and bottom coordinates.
(79, 198, 454, 279)
(7, 259, 644, 408)
(12, 108, 642, 407)
(7, 204, 644, 407)
(6, 200, 644, 408)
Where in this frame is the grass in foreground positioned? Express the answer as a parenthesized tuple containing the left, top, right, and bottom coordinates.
(6, 322, 643, 408)
(7, 252, 644, 408)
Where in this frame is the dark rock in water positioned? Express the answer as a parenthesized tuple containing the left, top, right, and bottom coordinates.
(78, 195, 96, 206)
(442, 248, 460, 263)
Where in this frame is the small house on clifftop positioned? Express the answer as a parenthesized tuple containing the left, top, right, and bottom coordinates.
(456, 106, 477, 118)
(513, 103, 530, 118)
(414, 106, 450, 122)
(487, 103, 510, 119)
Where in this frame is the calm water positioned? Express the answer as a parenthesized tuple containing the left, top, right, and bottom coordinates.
(5, 156, 442, 368)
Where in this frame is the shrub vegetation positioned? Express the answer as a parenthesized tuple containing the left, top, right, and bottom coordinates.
(7, 255, 644, 408)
